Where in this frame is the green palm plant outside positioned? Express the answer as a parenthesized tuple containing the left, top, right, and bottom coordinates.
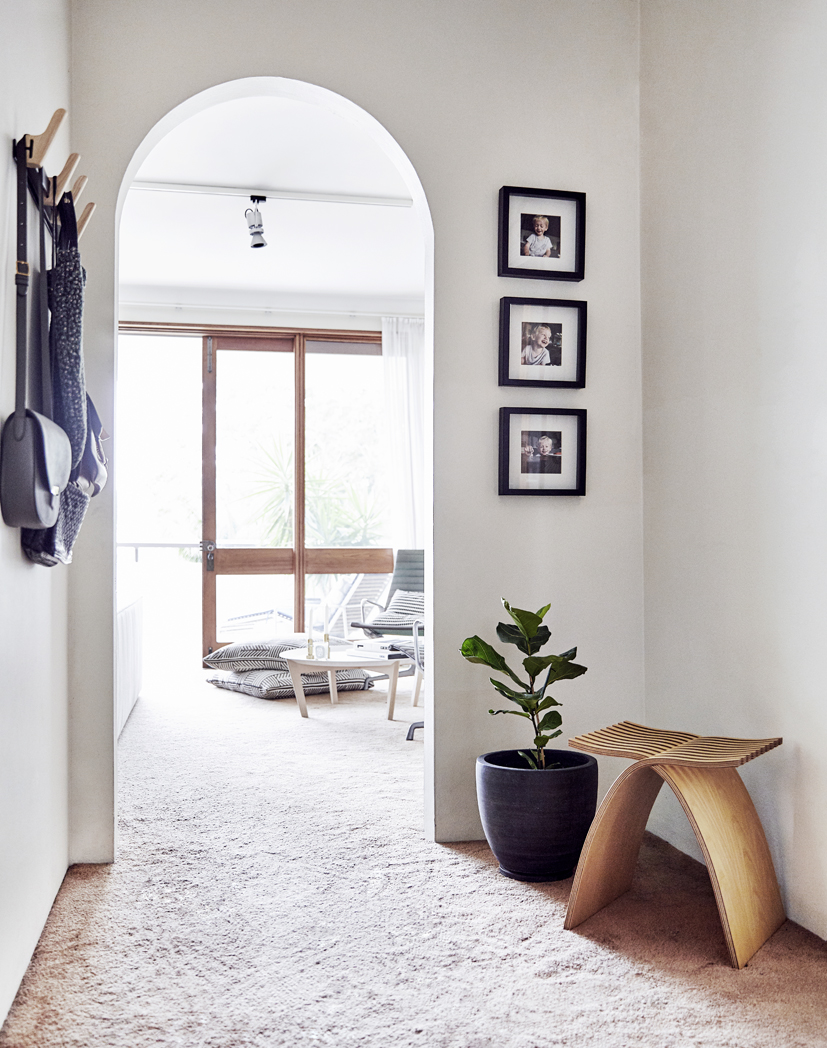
(252, 440, 294, 547)
(460, 600, 587, 770)
(250, 439, 385, 549)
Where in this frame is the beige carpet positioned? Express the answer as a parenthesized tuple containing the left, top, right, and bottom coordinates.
(2, 673, 827, 1048)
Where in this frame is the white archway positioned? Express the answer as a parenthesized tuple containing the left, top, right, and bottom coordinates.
(113, 75, 435, 833)
(117, 76, 434, 257)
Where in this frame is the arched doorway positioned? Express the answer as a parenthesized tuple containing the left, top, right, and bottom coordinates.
(114, 77, 433, 786)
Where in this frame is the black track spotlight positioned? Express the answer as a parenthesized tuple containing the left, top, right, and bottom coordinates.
(245, 195, 267, 248)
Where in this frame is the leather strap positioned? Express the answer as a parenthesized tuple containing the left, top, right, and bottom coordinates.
(36, 173, 53, 420)
(13, 138, 29, 440)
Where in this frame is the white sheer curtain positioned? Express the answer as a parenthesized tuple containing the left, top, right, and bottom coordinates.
(381, 316, 425, 550)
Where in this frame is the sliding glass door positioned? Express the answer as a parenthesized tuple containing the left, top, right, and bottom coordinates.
(203, 330, 393, 655)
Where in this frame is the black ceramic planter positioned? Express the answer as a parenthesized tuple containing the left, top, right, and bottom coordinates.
(476, 748, 598, 882)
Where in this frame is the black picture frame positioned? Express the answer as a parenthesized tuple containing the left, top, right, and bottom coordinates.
(498, 186, 586, 282)
(499, 296, 587, 389)
(499, 407, 587, 496)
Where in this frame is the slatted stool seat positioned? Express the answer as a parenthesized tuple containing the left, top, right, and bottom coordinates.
(564, 721, 784, 968)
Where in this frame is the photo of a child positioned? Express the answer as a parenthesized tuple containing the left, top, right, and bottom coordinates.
(520, 430, 562, 474)
(521, 322, 563, 366)
(521, 214, 561, 258)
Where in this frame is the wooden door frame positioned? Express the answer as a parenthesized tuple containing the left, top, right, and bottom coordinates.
(119, 322, 392, 655)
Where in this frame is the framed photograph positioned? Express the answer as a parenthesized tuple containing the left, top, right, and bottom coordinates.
(498, 186, 586, 282)
(499, 296, 586, 388)
(499, 407, 587, 496)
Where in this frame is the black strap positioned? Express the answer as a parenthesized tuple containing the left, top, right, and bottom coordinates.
(37, 173, 54, 419)
(13, 138, 29, 439)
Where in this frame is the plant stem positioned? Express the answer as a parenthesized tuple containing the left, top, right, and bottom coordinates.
(528, 671, 545, 769)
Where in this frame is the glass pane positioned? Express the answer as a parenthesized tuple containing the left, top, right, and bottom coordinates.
(216, 348, 294, 548)
(304, 572, 390, 638)
(117, 335, 202, 544)
(304, 350, 391, 548)
(216, 575, 295, 642)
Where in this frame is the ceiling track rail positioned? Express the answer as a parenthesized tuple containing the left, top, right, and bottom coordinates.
(130, 180, 413, 209)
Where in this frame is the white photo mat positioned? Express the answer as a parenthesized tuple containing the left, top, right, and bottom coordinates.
(507, 194, 579, 274)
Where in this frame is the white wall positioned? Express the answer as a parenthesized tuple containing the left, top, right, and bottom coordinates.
(0, 0, 72, 1023)
(68, 0, 645, 848)
(641, 0, 827, 937)
(9, 0, 827, 1025)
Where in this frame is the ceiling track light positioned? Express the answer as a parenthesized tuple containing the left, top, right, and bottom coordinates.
(245, 195, 267, 248)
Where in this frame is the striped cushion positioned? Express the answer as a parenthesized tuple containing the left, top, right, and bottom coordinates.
(202, 635, 310, 672)
(366, 589, 424, 629)
(206, 667, 373, 700)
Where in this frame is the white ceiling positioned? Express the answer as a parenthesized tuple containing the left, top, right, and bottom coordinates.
(118, 96, 426, 323)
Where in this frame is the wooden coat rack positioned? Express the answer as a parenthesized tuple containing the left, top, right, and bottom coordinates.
(17, 108, 96, 239)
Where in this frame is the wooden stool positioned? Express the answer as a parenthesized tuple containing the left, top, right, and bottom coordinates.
(564, 721, 785, 968)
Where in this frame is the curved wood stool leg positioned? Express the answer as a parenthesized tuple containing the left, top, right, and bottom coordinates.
(565, 764, 664, 930)
(657, 765, 785, 968)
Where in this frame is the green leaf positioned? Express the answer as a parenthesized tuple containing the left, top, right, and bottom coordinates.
(502, 600, 545, 642)
(518, 750, 539, 770)
(534, 729, 562, 749)
(488, 708, 531, 719)
(496, 622, 551, 655)
(541, 655, 588, 686)
(490, 679, 533, 710)
(489, 678, 530, 700)
(537, 710, 563, 732)
(536, 694, 562, 712)
(460, 636, 525, 687)
(522, 653, 560, 678)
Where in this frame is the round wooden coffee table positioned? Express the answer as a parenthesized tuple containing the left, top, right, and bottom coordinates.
(281, 647, 404, 719)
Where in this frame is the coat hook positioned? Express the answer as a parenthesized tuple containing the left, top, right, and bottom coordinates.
(25, 109, 66, 168)
(77, 202, 96, 239)
(71, 175, 88, 203)
(48, 153, 81, 204)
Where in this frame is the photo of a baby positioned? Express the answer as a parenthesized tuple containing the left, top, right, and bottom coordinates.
(520, 214, 561, 258)
(521, 322, 562, 366)
(520, 430, 562, 474)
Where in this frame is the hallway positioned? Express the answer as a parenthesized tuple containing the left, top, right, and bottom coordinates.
(1, 677, 826, 1047)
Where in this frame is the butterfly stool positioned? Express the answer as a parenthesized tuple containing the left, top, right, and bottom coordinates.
(564, 721, 785, 968)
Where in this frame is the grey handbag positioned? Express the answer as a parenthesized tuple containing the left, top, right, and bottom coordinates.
(1, 410, 72, 529)
(0, 140, 71, 530)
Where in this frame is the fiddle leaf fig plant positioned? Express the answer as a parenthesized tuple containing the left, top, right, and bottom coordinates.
(460, 600, 587, 770)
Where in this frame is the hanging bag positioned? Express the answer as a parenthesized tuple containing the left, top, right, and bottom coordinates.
(23, 190, 97, 566)
(75, 394, 108, 497)
(0, 139, 71, 530)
